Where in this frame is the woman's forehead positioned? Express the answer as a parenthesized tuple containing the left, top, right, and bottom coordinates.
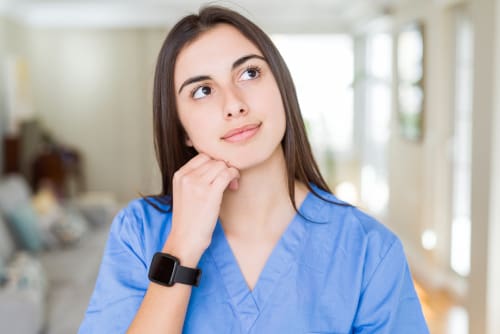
(174, 24, 263, 82)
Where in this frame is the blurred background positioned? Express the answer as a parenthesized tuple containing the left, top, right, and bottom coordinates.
(0, 0, 499, 333)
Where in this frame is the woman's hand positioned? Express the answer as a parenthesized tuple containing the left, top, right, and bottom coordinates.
(163, 153, 240, 265)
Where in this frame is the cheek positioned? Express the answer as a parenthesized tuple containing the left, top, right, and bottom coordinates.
(178, 109, 221, 152)
(253, 85, 286, 127)
(178, 107, 201, 144)
(182, 118, 209, 146)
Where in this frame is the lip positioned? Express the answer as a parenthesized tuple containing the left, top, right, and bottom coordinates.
(222, 123, 262, 143)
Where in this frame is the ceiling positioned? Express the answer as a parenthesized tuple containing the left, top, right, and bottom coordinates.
(0, 0, 401, 32)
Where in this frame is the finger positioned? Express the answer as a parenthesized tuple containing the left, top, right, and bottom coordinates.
(176, 153, 211, 176)
(197, 161, 231, 184)
(211, 167, 240, 193)
(177, 159, 224, 187)
(228, 178, 239, 191)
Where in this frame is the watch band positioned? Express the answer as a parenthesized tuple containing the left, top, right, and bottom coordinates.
(174, 265, 202, 286)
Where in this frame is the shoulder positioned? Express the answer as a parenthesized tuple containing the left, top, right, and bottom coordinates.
(303, 186, 407, 290)
(119, 195, 171, 218)
(304, 185, 400, 267)
(306, 186, 396, 237)
(114, 196, 172, 226)
(108, 196, 173, 254)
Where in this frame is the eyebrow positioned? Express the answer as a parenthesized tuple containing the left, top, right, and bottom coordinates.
(177, 54, 267, 94)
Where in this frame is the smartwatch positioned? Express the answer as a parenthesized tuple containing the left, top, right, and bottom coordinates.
(148, 252, 202, 287)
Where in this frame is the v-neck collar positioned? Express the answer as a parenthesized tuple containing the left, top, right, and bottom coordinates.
(206, 190, 314, 332)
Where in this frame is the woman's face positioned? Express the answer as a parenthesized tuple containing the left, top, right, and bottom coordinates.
(174, 24, 286, 170)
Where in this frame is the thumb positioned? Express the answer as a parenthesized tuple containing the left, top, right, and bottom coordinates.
(228, 178, 239, 191)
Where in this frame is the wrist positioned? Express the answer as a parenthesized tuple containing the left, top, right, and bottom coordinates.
(162, 235, 207, 268)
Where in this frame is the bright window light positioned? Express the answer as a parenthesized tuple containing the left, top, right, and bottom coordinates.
(450, 12, 473, 277)
(359, 33, 392, 216)
(421, 229, 437, 250)
(446, 306, 468, 334)
(335, 181, 359, 205)
(272, 34, 353, 155)
(361, 164, 389, 214)
(451, 216, 471, 276)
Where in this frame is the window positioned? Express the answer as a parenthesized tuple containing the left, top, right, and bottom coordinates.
(450, 12, 473, 277)
(359, 33, 392, 216)
(272, 34, 354, 160)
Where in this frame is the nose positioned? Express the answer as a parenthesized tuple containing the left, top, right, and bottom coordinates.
(223, 87, 248, 119)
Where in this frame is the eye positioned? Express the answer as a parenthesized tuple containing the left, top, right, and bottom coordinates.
(192, 86, 212, 99)
(240, 66, 261, 81)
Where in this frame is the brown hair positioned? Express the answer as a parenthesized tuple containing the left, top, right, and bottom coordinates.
(148, 5, 346, 213)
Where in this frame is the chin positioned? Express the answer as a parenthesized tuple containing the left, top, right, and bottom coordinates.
(222, 145, 284, 171)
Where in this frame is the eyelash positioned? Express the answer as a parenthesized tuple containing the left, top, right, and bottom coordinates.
(190, 83, 211, 98)
(242, 65, 262, 79)
(188, 65, 263, 99)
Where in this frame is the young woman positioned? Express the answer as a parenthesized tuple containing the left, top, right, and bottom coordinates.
(79, 6, 429, 334)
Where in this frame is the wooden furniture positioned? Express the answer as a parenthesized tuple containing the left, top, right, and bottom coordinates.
(2, 121, 84, 198)
(2, 135, 20, 175)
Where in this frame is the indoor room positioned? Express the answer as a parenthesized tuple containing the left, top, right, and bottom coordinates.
(0, 0, 499, 333)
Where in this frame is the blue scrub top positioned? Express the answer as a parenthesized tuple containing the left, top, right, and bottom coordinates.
(79, 186, 429, 333)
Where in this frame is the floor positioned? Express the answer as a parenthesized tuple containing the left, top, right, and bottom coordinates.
(415, 281, 469, 334)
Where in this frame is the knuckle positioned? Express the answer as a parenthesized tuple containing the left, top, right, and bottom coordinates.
(221, 169, 232, 179)
(180, 175, 193, 186)
(173, 171, 182, 181)
(174, 172, 192, 186)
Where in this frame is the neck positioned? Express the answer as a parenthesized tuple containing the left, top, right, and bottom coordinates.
(219, 147, 307, 237)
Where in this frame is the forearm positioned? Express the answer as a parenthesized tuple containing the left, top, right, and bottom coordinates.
(127, 282, 191, 333)
(127, 240, 204, 334)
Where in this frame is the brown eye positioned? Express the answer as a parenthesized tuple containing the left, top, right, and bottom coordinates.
(240, 66, 261, 81)
(192, 86, 212, 99)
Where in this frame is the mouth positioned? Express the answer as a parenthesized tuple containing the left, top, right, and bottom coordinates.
(221, 123, 262, 143)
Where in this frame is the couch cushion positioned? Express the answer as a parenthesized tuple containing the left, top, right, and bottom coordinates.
(0, 259, 5, 285)
(53, 206, 88, 246)
(0, 252, 47, 333)
(4, 252, 47, 292)
(40, 225, 109, 334)
(0, 217, 15, 262)
(75, 192, 118, 226)
(0, 174, 42, 252)
(0, 289, 45, 334)
(6, 203, 44, 252)
(0, 217, 15, 285)
(0, 175, 31, 213)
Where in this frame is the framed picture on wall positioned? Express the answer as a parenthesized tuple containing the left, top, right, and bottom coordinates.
(397, 22, 424, 141)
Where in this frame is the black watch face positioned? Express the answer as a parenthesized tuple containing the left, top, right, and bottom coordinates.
(150, 253, 178, 286)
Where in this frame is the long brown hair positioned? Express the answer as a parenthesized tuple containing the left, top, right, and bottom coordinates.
(149, 5, 345, 213)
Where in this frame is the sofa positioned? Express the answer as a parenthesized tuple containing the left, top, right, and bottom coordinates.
(0, 174, 117, 334)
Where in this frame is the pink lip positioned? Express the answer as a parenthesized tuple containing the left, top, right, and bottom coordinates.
(222, 123, 261, 143)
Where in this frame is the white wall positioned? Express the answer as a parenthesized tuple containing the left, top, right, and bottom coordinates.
(487, 5, 500, 333)
(468, 0, 500, 332)
(487, 1, 500, 328)
(16, 27, 166, 201)
(487, 44, 500, 334)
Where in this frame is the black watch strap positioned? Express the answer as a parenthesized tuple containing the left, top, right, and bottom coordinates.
(174, 265, 202, 286)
